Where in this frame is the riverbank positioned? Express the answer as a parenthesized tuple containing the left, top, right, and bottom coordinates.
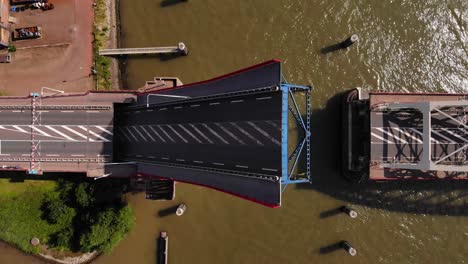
(93, 0, 121, 90)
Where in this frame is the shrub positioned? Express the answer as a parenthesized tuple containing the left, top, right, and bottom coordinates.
(52, 227, 74, 250)
(79, 206, 134, 253)
(44, 197, 76, 225)
(75, 183, 94, 208)
(8, 45, 16, 52)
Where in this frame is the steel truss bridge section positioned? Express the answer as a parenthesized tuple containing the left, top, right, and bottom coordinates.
(376, 101, 468, 172)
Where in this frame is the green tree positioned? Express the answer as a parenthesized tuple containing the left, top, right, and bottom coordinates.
(44, 197, 76, 225)
(79, 206, 134, 253)
(75, 183, 94, 208)
(52, 227, 74, 250)
(8, 45, 16, 52)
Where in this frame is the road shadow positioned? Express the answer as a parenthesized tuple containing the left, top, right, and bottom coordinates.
(157, 205, 179, 217)
(160, 0, 188, 8)
(295, 90, 468, 216)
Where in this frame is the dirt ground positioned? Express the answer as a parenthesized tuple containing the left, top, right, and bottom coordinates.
(0, 0, 94, 96)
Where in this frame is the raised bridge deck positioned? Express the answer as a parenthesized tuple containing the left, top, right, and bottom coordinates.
(0, 60, 311, 207)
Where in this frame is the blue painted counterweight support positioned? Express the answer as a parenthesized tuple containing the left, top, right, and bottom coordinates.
(280, 81, 312, 190)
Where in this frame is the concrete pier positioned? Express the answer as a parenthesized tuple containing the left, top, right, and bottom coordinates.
(99, 42, 188, 56)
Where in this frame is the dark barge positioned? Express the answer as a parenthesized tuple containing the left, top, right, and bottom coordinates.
(343, 88, 468, 182)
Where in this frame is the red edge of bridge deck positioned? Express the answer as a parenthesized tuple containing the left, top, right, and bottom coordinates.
(138, 173, 280, 208)
(137, 59, 282, 95)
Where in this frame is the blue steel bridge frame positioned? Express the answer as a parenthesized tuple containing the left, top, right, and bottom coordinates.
(280, 74, 312, 190)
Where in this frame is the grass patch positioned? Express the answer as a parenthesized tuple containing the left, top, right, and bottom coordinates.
(0, 91, 8, 96)
(0, 178, 135, 254)
(0, 179, 59, 253)
(93, 0, 113, 90)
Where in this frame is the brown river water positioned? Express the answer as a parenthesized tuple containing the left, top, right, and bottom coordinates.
(1, 0, 467, 263)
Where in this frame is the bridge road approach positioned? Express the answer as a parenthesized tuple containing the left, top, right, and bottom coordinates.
(0, 108, 114, 161)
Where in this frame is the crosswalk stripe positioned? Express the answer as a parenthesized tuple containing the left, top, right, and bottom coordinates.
(375, 127, 408, 144)
(166, 125, 188, 143)
(46, 126, 77, 141)
(30, 126, 53, 137)
(178, 124, 202, 143)
(215, 123, 245, 145)
(230, 122, 264, 145)
(95, 126, 113, 136)
(202, 123, 229, 144)
(247, 121, 281, 146)
(62, 126, 92, 141)
(189, 124, 214, 144)
(140, 126, 156, 142)
(125, 127, 139, 141)
(132, 126, 148, 142)
(148, 125, 167, 143)
(157, 126, 176, 143)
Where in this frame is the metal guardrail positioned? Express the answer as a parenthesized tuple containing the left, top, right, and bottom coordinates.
(0, 105, 111, 110)
(0, 157, 109, 162)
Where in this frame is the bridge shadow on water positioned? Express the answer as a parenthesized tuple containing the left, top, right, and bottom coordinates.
(160, 0, 188, 8)
(295, 90, 468, 217)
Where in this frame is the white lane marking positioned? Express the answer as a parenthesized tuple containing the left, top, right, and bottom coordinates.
(146, 109, 153, 112)
(209, 102, 220, 106)
(189, 124, 214, 144)
(230, 100, 244, 103)
(409, 128, 441, 144)
(12, 125, 28, 133)
(71, 154, 85, 157)
(262, 168, 278, 172)
(46, 126, 78, 141)
(118, 127, 133, 142)
(371, 132, 393, 144)
(190, 104, 200, 108)
(46, 154, 59, 157)
(95, 126, 113, 136)
(86, 111, 100, 113)
(393, 127, 423, 143)
(157, 126, 176, 143)
(125, 127, 139, 141)
(202, 124, 229, 144)
(166, 125, 188, 143)
(213, 162, 224, 166)
(30, 126, 53, 137)
(265, 120, 281, 131)
(178, 124, 202, 143)
(82, 126, 109, 142)
(215, 123, 245, 145)
(256, 96, 272, 100)
(148, 125, 167, 143)
(230, 122, 264, 145)
(440, 128, 468, 143)
(432, 130, 457, 144)
(140, 126, 156, 142)
(174, 106, 183, 109)
(22, 154, 30, 157)
(247, 121, 281, 146)
(375, 127, 408, 144)
(61, 110, 74, 113)
(193, 160, 204, 164)
(0, 154, 10, 156)
(132, 126, 148, 142)
(12, 110, 21, 113)
(161, 157, 169, 160)
(159, 108, 167, 111)
(148, 156, 156, 159)
(235, 165, 249, 169)
(38, 110, 49, 113)
(176, 159, 185, 162)
(60, 126, 91, 141)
